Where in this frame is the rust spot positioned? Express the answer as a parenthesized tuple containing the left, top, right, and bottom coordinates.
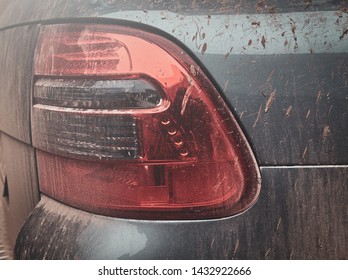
(201, 43, 207, 55)
(281, 31, 285, 37)
(248, 39, 252, 46)
(284, 39, 288, 46)
(202, 32, 206, 39)
(265, 89, 276, 113)
(261, 35, 266, 48)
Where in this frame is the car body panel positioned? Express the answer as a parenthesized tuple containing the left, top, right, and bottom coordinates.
(15, 166, 347, 259)
(0, 25, 38, 144)
(0, 0, 347, 259)
(0, 133, 39, 247)
(0, 0, 346, 28)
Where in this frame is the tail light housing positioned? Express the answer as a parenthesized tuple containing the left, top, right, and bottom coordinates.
(32, 23, 260, 220)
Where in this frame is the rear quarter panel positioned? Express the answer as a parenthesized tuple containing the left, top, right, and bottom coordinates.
(0, 0, 347, 259)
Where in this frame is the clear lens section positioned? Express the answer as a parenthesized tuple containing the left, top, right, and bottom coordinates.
(34, 78, 163, 109)
(32, 108, 140, 160)
(33, 24, 261, 219)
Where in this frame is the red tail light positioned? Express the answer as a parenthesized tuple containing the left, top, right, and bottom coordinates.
(32, 24, 260, 219)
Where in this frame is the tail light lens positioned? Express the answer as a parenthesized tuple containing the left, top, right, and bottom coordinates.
(32, 24, 260, 219)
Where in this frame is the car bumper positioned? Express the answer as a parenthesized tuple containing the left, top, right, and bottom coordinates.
(14, 166, 348, 260)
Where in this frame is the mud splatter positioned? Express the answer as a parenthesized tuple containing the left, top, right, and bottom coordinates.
(276, 217, 282, 232)
(323, 125, 330, 139)
(261, 35, 266, 48)
(252, 21, 260, 27)
(304, 0, 312, 10)
(290, 18, 298, 49)
(268, 6, 276, 14)
(253, 104, 262, 127)
(302, 146, 308, 159)
(340, 5, 348, 14)
(224, 47, 233, 59)
(265, 89, 276, 113)
(316, 90, 321, 104)
(232, 239, 240, 257)
(339, 28, 348, 40)
(264, 248, 271, 258)
(306, 109, 311, 119)
(256, 0, 266, 13)
(201, 42, 207, 55)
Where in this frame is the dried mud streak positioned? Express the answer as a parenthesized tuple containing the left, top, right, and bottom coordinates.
(339, 28, 348, 40)
(201, 42, 208, 55)
(290, 18, 298, 49)
(265, 89, 276, 113)
(261, 35, 266, 48)
(15, 198, 90, 260)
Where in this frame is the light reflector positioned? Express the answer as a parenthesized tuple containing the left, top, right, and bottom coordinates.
(32, 23, 261, 219)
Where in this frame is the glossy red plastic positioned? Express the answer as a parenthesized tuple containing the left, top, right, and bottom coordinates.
(33, 24, 261, 219)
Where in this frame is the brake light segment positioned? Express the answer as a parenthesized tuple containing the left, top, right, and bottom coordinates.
(33, 24, 260, 219)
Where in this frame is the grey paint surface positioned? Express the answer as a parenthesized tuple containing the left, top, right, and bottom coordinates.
(202, 53, 348, 165)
